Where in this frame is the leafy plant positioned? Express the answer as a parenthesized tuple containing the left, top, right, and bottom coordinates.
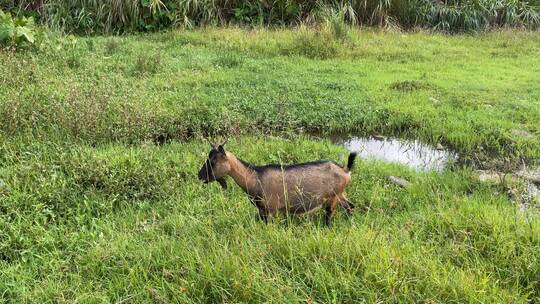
(0, 9, 36, 45)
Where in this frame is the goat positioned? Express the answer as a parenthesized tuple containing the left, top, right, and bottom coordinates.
(198, 142, 357, 225)
(199, 144, 356, 225)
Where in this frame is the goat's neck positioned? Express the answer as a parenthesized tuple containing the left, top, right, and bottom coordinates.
(226, 152, 258, 195)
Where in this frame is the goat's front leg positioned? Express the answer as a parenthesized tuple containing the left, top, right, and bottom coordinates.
(257, 207, 268, 224)
(325, 196, 339, 226)
(249, 195, 268, 224)
(216, 177, 227, 190)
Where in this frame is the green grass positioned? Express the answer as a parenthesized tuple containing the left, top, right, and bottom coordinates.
(1, 28, 539, 161)
(1, 28, 540, 302)
(1, 137, 539, 302)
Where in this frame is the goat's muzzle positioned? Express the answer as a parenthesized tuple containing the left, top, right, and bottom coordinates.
(198, 162, 215, 184)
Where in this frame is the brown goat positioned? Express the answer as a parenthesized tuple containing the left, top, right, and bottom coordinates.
(198, 143, 357, 225)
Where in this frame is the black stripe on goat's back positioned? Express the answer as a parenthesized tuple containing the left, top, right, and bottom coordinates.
(239, 159, 340, 173)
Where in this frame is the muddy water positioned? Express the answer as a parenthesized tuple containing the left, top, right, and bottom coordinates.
(333, 136, 457, 172)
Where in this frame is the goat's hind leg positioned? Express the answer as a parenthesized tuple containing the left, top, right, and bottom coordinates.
(339, 194, 355, 215)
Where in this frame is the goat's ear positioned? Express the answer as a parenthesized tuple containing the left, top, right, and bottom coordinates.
(217, 145, 226, 155)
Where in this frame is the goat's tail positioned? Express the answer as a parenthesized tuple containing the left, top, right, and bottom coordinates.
(347, 152, 358, 171)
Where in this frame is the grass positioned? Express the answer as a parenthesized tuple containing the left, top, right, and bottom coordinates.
(1, 137, 539, 302)
(1, 28, 540, 302)
(1, 28, 539, 161)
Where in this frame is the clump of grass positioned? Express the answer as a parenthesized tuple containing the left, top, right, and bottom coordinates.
(284, 26, 340, 59)
(133, 52, 161, 75)
(85, 39, 95, 51)
(104, 38, 120, 55)
(213, 49, 243, 68)
(66, 51, 82, 69)
(390, 80, 434, 92)
(282, 10, 354, 60)
(322, 7, 354, 43)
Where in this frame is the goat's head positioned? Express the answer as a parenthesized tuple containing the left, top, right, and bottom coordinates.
(198, 141, 230, 187)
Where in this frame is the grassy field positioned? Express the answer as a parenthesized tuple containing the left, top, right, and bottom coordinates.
(1, 28, 540, 302)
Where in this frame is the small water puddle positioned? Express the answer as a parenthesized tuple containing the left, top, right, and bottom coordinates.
(333, 136, 457, 172)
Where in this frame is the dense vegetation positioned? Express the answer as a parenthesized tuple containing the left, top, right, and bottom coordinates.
(1, 28, 539, 302)
(2, 0, 540, 34)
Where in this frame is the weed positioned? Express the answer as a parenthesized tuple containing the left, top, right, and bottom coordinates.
(85, 39, 95, 51)
(133, 52, 161, 75)
(66, 52, 81, 69)
(0, 9, 36, 46)
(323, 7, 353, 43)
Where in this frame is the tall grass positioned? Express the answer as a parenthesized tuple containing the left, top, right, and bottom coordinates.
(2, 0, 539, 33)
(1, 136, 539, 302)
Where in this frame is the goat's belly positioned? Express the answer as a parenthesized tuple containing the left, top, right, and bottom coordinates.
(286, 195, 326, 214)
